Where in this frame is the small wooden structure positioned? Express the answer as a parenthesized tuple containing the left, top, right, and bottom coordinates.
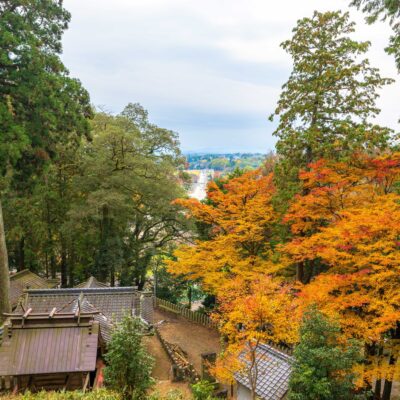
(0, 311, 100, 392)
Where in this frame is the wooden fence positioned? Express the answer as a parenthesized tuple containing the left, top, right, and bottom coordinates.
(155, 297, 218, 329)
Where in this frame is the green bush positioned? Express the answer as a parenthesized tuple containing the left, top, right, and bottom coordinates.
(191, 381, 216, 400)
(0, 389, 121, 399)
(147, 390, 185, 400)
(104, 316, 154, 399)
(288, 306, 362, 400)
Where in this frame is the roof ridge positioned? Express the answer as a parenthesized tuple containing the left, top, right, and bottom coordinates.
(27, 287, 137, 295)
(10, 269, 31, 279)
(258, 343, 294, 363)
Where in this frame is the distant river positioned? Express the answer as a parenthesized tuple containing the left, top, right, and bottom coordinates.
(189, 169, 213, 200)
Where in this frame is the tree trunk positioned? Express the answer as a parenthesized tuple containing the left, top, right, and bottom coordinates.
(296, 261, 305, 283)
(45, 251, 49, 278)
(60, 235, 67, 288)
(374, 379, 382, 399)
(110, 264, 115, 287)
(374, 345, 384, 399)
(17, 237, 25, 271)
(382, 379, 392, 400)
(68, 246, 75, 287)
(382, 355, 396, 400)
(50, 253, 56, 279)
(0, 198, 11, 320)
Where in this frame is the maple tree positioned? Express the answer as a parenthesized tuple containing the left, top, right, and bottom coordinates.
(168, 153, 400, 399)
(213, 276, 297, 400)
(167, 170, 286, 294)
(283, 154, 400, 398)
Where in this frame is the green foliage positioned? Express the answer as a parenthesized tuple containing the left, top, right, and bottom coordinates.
(153, 262, 187, 304)
(0, 389, 121, 400)
(351, 0, 400, 71)
(185, 153, 266, 172)
(288, 306, 362, 400)
(104, 316, 154, 399)
(2, 103, 189, 287)
(0, 0, 92, 316)
(147, 390, 185, 400)
(191, 381, 217, 400)
(0, 1, 92, 177)
(269, 10, 394, 203)
(68, 106, 188, 288)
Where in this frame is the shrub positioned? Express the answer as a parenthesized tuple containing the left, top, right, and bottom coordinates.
(191, 381, 216, 400)
(147, 389, 185, 400)
(104, 316, 155, 399)
(288, 306, 362, 400)
(0, 389, 121, 400)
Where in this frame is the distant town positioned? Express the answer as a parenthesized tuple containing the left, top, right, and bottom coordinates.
(184, 153, 268, 171)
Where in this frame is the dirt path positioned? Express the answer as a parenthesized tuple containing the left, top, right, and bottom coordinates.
(143, 334, 172, 380)
(144, 333, 192, 398)
(153, 307, 221, 373)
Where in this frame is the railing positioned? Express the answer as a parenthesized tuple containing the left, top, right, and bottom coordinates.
(155, 297, 218, 329)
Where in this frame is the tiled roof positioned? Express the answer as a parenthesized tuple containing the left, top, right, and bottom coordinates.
(235, 343, 293, 400)
(78, 298, 114, 343)
(0, 314, 99, 376)
(9, 270, 55, 308)
(14, 287, 144, 342)
(75, 276, 109, 289)
(21, 287, 138, 322)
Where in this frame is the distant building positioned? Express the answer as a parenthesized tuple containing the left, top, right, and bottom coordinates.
(9, 269, 58, 310)
(235, 343, 293, 400)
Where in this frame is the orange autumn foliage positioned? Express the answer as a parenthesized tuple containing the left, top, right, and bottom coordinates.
(167, 154, 400, 390)
(167, 170, 287, 292)
(284, 154, 400, 386)
(212, 276, 298, 385)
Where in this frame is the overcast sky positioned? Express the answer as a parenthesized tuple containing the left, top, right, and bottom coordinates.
(62, 0, 399, 153)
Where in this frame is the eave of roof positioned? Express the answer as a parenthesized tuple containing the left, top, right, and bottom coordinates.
(0, 314, 99, 376)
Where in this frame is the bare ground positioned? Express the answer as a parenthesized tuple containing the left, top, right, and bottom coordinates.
(153, 307, 221, 373)
(143, 333, 192, 398)
(144, 307, 221, 399)
(147, 308, 400, 399)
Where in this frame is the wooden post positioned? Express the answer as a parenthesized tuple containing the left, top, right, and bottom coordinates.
(82, 372, 90, 392)
(0, 199, 11, 321)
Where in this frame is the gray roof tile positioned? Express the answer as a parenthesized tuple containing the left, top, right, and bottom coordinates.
(235, 343, 293, 400)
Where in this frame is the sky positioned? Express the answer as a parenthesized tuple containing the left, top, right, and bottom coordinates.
(62, 0, 400, 153)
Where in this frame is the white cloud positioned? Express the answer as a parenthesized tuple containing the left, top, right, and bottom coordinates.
(62, 0, 400, 152)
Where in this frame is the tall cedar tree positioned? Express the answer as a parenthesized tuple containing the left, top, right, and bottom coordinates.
(0, 1, 91, 317)
(288, 306, 361, 400)
(269, 11, 393, 201)
(351, 0, 400, 71)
